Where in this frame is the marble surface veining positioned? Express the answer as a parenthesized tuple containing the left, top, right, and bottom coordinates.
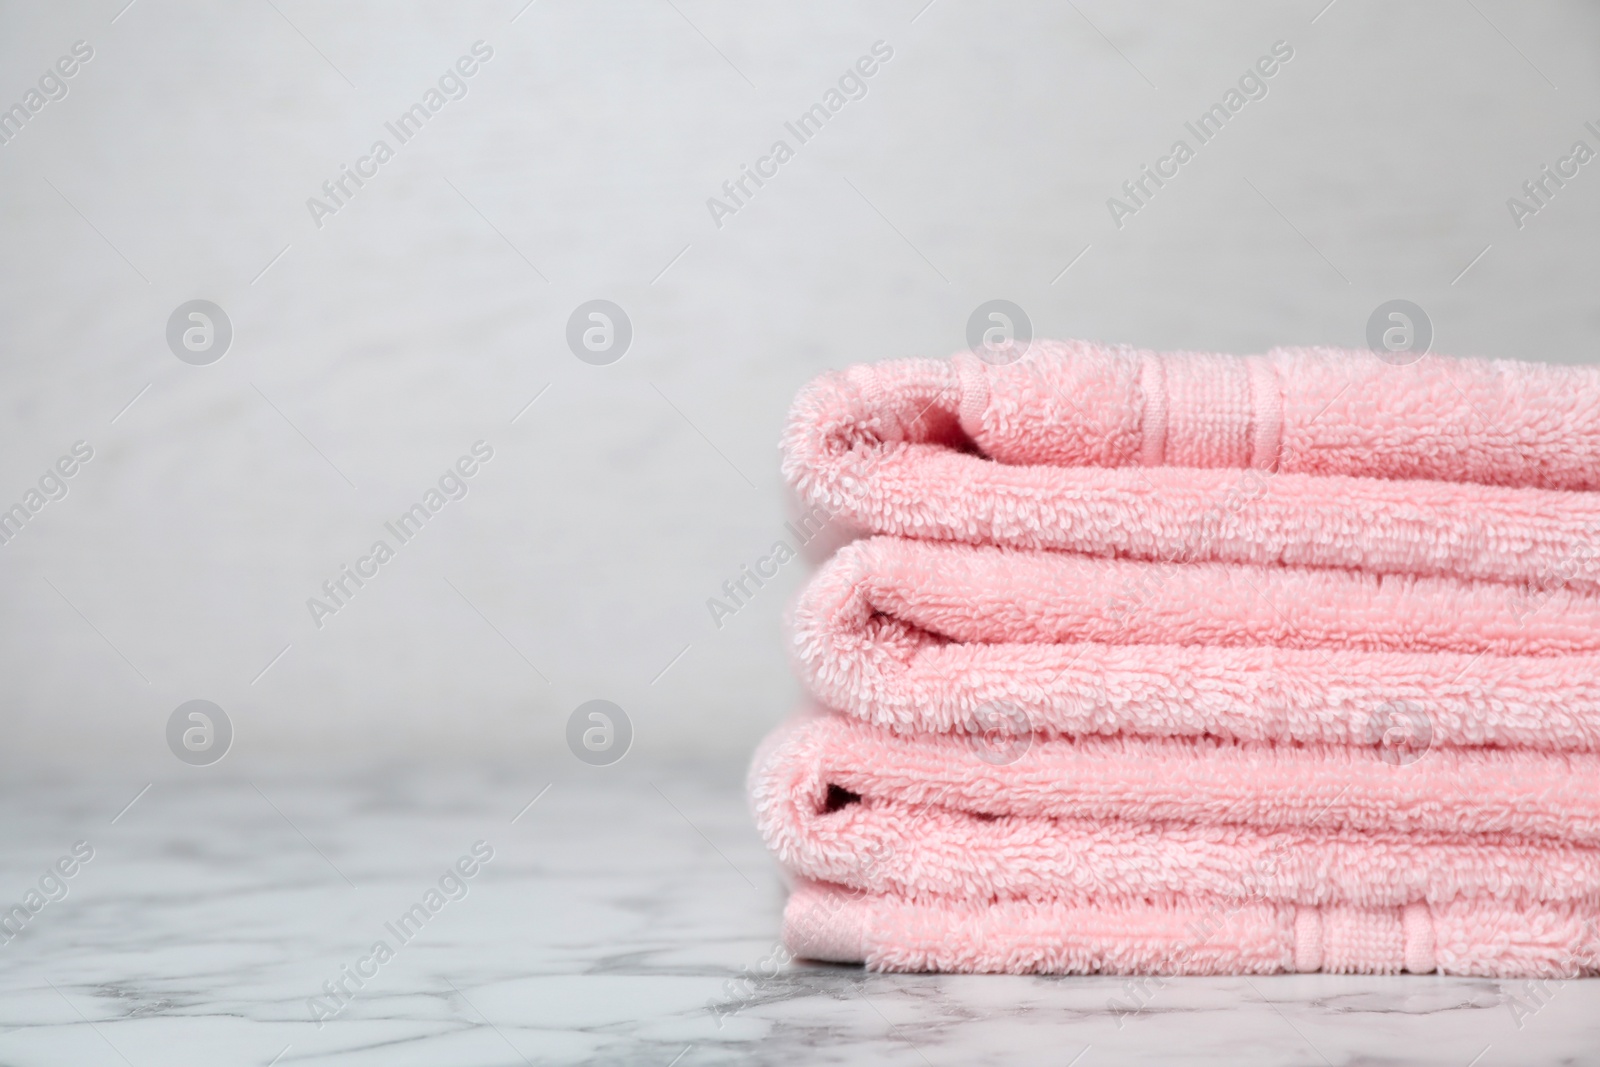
(2, 767, 1598, 1066)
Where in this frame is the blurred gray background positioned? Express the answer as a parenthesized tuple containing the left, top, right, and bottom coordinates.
(2, 0, 1597, 774)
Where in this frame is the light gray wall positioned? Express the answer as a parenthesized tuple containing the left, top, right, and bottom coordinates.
(2, 1, 1596, 772)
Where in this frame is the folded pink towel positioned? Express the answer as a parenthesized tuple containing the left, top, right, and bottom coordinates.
(752, 713, 1600, 975)
(785, 881, 1600, 978)
(753, 712, 1600, 893)
(782, 343, 1600, 589)
(762, 341, 1600, 978)
(792, 536, 1600, 750)
(790, 339, 1600, 488)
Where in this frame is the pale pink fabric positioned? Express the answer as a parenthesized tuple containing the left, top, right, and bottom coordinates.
(753, 712, 1600, 901)
(791, 536, 1600, 750)
(758, 341, 1600, 977)
(782, 345, 1600, 590)
(785, 881, 1600, 978)
(808, 340, 1600, 488)
(753, 713, 1600, 977)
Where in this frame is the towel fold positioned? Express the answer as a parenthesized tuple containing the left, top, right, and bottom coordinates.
(792, 535, 1600, 750)
(752, 712, 1600, 907)
(755, 714, 1600, 976)
(784, 881, 1600, 978)
(782, 346, 1600, 589)
(789, 340, 1600, 489)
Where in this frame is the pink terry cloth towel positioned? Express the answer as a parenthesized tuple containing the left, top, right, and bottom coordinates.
(781, 341, 1600, 589)
(791, 535, 1600, 751)
(783, 881, 1600, 978)
(750, 712, 1600, 976)
(762, 341, 1600, 977)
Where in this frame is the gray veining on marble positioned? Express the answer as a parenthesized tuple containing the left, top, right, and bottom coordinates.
(3, 768, 1597, 1066)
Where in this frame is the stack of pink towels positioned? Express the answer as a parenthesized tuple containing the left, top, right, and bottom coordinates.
(750, 339, 1600, 977)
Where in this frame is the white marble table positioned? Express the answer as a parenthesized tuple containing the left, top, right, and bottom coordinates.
(3, 766, 1597, 1066)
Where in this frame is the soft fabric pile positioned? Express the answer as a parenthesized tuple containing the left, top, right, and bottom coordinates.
(750, 339, 1600, 977)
